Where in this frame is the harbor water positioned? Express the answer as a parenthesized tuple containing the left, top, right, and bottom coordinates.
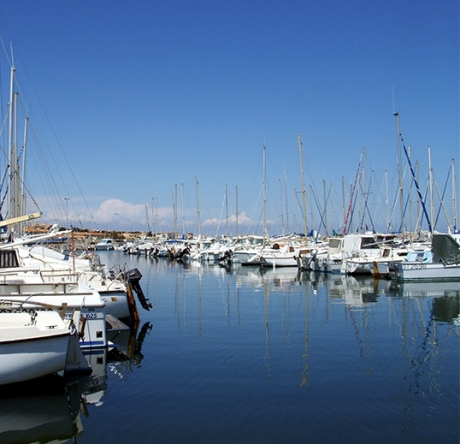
(1, 251, 459, 443)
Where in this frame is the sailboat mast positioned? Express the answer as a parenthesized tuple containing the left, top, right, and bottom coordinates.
(21, 116, 29, 222)
(8, 64, 22, 237)
(360, 147, 366, 231)
(235, 184, 238, 239)
(297, 134, 308, 236)
(278, 178, 285, 236)
(152, 197, 157, 239)
(195, 176, 201, 239)
(284, 168, 290, 233)
(385, 170, 390, 232)
(225, 184, 229, 237)
(13, 92, 20, 221)
(323, 179, 328, 236)
(263, 145, 267, 240)
(394, 112, 405, 233)
(145, 203, 151, 233)
(7, 64, 15, 223)
(173, 184, 178, 237)
(428, 147, 435, 231)
(452, 159, 458, 231)
(181, 182, 185, 236)
(342, 176, 346, 231)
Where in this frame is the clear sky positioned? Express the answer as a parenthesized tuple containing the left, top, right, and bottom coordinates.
(0, 0, 457, 237)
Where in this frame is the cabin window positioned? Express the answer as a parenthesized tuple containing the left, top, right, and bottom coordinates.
(329, 239, 341, 248)
(0, 250, 19, 268)
(361, 237, 379, 249)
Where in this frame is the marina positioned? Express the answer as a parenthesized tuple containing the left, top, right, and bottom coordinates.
(0, 250, 458, 443)
(0, 5, 457, 442)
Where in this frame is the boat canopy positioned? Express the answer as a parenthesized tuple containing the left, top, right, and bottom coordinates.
(432, 234, 460, 265)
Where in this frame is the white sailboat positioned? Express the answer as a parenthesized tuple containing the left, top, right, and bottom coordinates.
(0, 60, 149, 322)
(0, 301, 86, 385)
(0, 283, 108, 349)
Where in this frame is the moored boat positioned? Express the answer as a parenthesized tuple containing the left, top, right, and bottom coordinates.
(0, 303, 79, 385)
(392, 233, 460, 281)
(95, 239, 115, 251)
(0, 235, 150, 321)
(0, 283, 109, 349)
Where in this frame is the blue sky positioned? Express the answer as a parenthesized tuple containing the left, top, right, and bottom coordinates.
(0, 0, 457, 236)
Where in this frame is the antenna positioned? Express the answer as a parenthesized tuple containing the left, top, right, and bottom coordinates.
(9, 41, 14, 67)
(392, 86, 396, 114)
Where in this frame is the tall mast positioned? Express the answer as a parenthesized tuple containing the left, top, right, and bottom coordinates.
(428, 147, 435, 231)
(235, 185, 238, 239)
(195, 176, 201, 239)
(278, 178, 285, 236)
(407, 146, 412, 232)
(297, 134, 308, 236)
(284, 168, 290, 233)
(12, 92, 20, 221)
(399, 123, 432, 233)
(385, 170, 389, 232)
(263, 145, 267, 241)
(145, 203, 151, 233)
(341, 176, 346, 232)
(323, 179, 328, 236)
(21, 116, 29, 221)
(7, 64, 15, 223)
(452, 159, 458, 231)
(394, 112, 405, 233)
(360, 147, 366, 231)
(225, 184, 229, 237)
(153, 192, 158, 237)
(343, 150, 363, 235)
(152, 197, 157, 239)
(173, 184, 178, 237)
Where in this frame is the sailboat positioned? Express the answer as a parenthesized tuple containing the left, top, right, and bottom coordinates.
(233, 146, 269, 266)
(0, 300, 88, 385)
(0, 58, 150, 322)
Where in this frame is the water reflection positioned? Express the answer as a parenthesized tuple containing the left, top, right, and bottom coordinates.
(0, 321, 151, 443)
(235, 265, 302, 290)
(0, 374, 88, 443)
(85, 321, 152, 406)
(78, 254, 459, 442)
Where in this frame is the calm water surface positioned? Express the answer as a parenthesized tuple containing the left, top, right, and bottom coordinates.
(1, 251, 459, 443)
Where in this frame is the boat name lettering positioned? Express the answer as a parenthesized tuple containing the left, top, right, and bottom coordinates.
(402, 264, 427, 270)
(83, 313, 99, 319)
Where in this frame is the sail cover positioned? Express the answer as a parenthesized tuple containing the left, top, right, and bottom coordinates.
(432, 234, 460, 265)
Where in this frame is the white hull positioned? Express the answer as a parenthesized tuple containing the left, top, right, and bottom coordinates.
(95, 239, 114, 250)
(0, 242, 142, 320)
(0, 311, 71, 385)
(233, 250, 261, 266)
(262, 255, 298, 267)
(0, 285, 108, 349)
(394, 262, 460, 281)
(341, 258, 383, 275)
(0, 265, 131, 320)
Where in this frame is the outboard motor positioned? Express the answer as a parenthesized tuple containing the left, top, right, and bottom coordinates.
(124, 268, 153, 310)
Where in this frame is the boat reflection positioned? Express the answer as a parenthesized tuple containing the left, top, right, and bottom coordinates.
(319, 274, 392, 306)
(390, 280, 460, 297)
(0, 374, 89, 444)
(85, 321, 152, 406)
(0, 321, 152, 444)
(390, 280, 460, 324)
(234, 265, 302, 290)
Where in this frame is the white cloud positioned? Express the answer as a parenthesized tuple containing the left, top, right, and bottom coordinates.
(76, 199, 145, 230)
